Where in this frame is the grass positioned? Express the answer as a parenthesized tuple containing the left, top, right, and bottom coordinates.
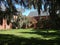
(0, 29, 57, 40)
(0, 28, 60, 45)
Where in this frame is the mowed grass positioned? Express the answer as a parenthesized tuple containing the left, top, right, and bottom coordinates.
(0, 28, 59, 40)
(0, 29, 60, 45)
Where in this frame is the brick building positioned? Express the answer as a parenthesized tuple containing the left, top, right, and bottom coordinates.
(27, 11, 50, 28)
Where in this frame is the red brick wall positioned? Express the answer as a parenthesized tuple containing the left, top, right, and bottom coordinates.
(29, 16, 49, 28)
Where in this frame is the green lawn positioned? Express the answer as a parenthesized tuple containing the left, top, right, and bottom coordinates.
(0, 29, 60, 45)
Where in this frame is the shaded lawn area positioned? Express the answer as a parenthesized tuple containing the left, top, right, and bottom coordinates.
(0, 29, 60, 45)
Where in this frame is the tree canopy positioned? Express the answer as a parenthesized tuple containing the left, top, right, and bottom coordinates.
(0, 0, 60, 29)
(0, 0, 60, 16)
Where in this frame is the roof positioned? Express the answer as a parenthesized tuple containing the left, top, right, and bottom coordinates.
(28, 10, 49, 17)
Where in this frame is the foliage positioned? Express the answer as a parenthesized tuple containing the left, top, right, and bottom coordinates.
(0, 0, 60, 15)
(0, 0, 60, 29)
(37, 17, 60, 30)
(37, 19, 49, 29)
(12, 13, 31, 29)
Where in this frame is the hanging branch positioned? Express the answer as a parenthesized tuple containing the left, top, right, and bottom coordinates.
(6, 0, 17, 14)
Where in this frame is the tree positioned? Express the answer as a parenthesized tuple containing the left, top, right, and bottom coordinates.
(48, 0, 60, 29)
(0, 0, 17, 25)
(0, 0, 60, 29)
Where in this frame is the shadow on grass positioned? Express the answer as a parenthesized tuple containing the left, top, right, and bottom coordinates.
(20, 29, 60, 37)
(0, 34, 60, 45)
(34, 29, 60, 35)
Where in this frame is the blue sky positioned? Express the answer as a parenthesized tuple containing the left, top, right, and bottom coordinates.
(15, 4, 44, 16)
(15, 4, 38, 16)
(0, 0, 45, 16)
(14, 0, 45, 16)
(22, 6, 37, 16)
(0, 0, 38, 16)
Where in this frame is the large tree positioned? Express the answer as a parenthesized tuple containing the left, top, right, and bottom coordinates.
(0, 0, 60, 16)
(0, 0, 60, 28)
(0, 0, 17, 24)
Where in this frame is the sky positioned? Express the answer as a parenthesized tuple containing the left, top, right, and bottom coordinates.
(0, 0, 48, 16)
(0, 0, 38, 16)
(12, 0, 36, 16)
(13, 2, 37, 16)
(15, 3, 44, 16)
(15, 5, 37, 16)
(12, 0, 46, 16)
